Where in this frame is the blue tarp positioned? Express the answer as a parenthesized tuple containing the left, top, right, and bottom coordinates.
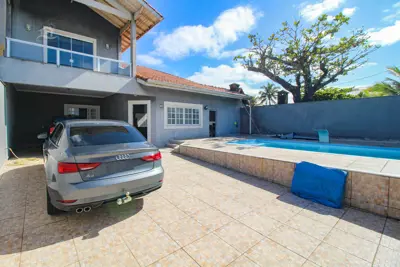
(291, 161, 348, 208)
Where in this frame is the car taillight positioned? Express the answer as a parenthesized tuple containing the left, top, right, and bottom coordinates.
(49, 126, 55, 134)
(141, 151, 162, 162)
(58, 162, 101, 174)
(57, 199, 77, 203)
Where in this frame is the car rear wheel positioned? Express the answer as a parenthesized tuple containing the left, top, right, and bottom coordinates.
(46, 188, 61, 215)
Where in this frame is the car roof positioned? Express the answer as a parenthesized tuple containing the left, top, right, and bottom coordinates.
(61, 120, 131, 127)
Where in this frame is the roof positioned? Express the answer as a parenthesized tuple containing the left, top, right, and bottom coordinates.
(136, 66, 245, 96)
(85, 0, 163, 52)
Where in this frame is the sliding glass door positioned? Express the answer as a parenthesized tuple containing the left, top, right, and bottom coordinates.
(47, 33, 94, 70)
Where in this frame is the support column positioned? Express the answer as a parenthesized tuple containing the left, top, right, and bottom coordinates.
(130, 13, 136, 77)
(249, 105, 252, 135)
(0, 0, 7, 57)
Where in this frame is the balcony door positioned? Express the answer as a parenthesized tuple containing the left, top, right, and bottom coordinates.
(43, 27, 97, 70)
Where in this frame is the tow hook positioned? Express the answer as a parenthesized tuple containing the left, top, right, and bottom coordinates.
(117, 192, 132, 205)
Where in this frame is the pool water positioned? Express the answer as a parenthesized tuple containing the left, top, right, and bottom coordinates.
(228, 139, 400, 160)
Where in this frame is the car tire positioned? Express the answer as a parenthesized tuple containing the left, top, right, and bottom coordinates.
(46, 188, 61, 215)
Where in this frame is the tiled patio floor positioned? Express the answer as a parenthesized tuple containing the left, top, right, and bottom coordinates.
(0, 150, 399, 266)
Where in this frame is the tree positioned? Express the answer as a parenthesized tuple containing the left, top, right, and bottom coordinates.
(247, 96, 259, 107)
(235, 13, 378, 102)
(312, 87, 357, 101)
(366, 66, 400, 96)
(258, 83, 280, 105)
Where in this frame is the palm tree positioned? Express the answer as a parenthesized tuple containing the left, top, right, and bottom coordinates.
(366, 66, 400, 96)
(258, 83, 280, 105)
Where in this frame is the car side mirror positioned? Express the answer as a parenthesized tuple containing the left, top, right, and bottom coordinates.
(37, 132, 48, 140)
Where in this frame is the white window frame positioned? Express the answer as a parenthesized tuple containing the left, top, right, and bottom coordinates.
(128, 100, 152, 142)
(164, 101, 203, 129)
(42, 26, 97, 67)
(64, 104, 100, 119)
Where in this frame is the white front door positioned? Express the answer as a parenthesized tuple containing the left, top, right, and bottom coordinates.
(128, 100, 151, 142)
(64, 104, 100, 119)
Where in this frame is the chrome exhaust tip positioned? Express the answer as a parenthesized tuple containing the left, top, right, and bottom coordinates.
(76, 208, 84, 214)
(83, 206, 92, 212)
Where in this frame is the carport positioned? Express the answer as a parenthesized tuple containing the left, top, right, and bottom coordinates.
(6, 84, 115, 154)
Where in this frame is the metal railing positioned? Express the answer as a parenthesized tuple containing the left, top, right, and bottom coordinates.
(6, 37, 132, 77)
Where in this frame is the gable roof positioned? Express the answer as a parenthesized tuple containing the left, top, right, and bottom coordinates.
(136, 66, 246, 98)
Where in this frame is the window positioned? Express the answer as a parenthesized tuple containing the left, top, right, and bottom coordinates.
(44, 27, 96, 70)
(164, 102, 203, 129)
(64, 104, 100, 119)
(69, 125, 145, 147)
(50, 124, 64, 145)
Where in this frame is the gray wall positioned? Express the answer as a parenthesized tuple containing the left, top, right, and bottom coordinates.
(5, 83, 16, 153)
(241, 96, 400, 140)
(0, 82, 7, 166)
(11, 0, 119, 59)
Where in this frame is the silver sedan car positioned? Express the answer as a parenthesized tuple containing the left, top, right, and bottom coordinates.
(37, 120, 163, 215)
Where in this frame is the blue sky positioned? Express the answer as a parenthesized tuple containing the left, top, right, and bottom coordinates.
(122, 0, 400, 96)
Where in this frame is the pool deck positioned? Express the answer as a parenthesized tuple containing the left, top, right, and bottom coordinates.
(178, 136, 400, 219)
(180, 136, 400, 178)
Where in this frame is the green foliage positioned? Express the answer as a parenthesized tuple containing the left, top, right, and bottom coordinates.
(365, 66, 400, 96)
(312, 87, 358, 101)
(258, 83, 280, 105)
(235, 13, 378, 102)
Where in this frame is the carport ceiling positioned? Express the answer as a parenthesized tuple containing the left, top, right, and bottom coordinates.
(13, 84, 113, 98)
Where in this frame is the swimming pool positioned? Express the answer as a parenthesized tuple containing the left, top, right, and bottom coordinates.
(228, 139, 400, 160)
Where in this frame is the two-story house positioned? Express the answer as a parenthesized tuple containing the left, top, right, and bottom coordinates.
(0, 0, 248, 166)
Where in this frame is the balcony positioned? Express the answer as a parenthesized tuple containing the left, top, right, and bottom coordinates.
(5, 37, 132, 77)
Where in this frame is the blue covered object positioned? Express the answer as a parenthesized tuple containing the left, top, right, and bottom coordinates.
(291, 161, 348, 208)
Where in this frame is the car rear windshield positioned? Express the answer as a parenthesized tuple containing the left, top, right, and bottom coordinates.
(69, 125, 146, 147)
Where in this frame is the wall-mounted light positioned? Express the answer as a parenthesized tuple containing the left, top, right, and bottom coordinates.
(159, 104, 164, 108)
(204, 105, 209, 110)
(105, 44, 110, 50)
(25, 24, 32, 31)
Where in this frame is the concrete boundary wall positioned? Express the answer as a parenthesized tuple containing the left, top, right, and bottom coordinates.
(241, 96, 400, 140)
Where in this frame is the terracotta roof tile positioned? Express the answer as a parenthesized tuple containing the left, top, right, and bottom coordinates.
(136, 66, 243, 95)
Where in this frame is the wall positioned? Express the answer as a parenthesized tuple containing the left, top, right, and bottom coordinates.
(14, 91, 103, 150)
(0, 82, 7, 166)
(11, 0, 119, 59)
(5, 83, 16, 154)
(241, 96, 400, 140)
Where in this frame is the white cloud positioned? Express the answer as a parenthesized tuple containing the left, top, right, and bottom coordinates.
(342, 7, 357, 17)
(187, 63, 269, 95)
(382, 2, 400, 22)
(362, 62, 378, 67)
(213, 48, 248, 59)
(368, 21, 400, 46)
(394, 1, 400, 8)
(300, 0, 346, 21)
(152, 6, 261, 59)
(137, 54, 163, 66)
(383, 9, 390, 13)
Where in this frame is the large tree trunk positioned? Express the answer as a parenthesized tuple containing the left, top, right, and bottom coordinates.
(291, 87, 301, 103)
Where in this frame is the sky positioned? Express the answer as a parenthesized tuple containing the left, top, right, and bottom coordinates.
(122, 0, 400, 97)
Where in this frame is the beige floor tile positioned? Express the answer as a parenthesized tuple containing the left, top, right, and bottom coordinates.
(184, 233, 241, 267)
(234, 193, 269, 210)
(112, 212, 161, 239)
(190, 207, 233, 232)
(335, 208, 386, 244)
(215, 199, 253, 219)
(275, 193, 312, 212)
(159, 188, 192, 206)
(215, 221, 264, 253)
(324, 228, 379, 262)
(79, 244, 139, 267)
(302, 260, 319, 267)
(23, 207, 67, 230)
(0, 253, 21, 267)
(381, 218, 400, 251)
(162, 217, 208, 247)
(73, 226, 125, 260)
(142, 194, 174, 211)
(268, 224, 321, 258)
(228, 255, 259, 267)
(0, 233, 22, 255)
(299, 202, 346, 227)
(245, 238, 306, 267)
(239, 211, 282, 236)
(20, 240, 78, 267)
(177, 196, 210, 215)
(150, 249, 199, 267)
(0, 217, 24, 238)
(146, 204, 188, 228)
(286, 214, 332, 240)
(125, 228, 180, 266)
(259, 202, 297, 223)
(373, 246, 400, 267)
(309, 242, 369, 267)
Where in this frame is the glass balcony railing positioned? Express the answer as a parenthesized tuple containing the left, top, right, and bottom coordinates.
(5, 37, 132, 77)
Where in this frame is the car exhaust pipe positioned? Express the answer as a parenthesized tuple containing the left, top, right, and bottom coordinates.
(83, 206, 91, 212)
(76, 208, 84, 214)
